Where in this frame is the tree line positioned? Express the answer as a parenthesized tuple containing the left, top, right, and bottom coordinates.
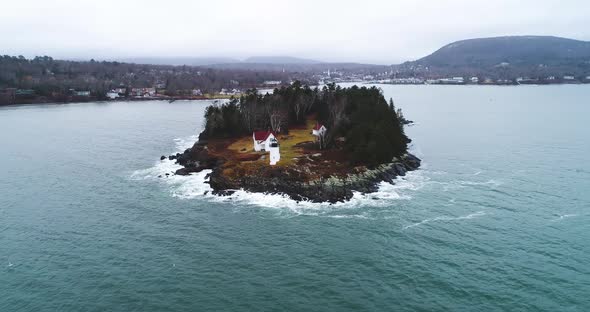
(0, 55, 300, 97)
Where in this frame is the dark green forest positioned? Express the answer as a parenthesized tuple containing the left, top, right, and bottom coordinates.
(0, 55, 292, 96)
(203, 82, 410, 165)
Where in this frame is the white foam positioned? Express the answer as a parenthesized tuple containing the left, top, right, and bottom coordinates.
(403, 211, 487, 230)
(324, 214, 372, 219)
(173, 134, 199, 151)
(458, 179, 502, 187)
(551, 214, 579, 222)
(440, 179, 502, 192)
(130, 157, 182, 180)
(133, 160, 429, 216)
(131, 137, 431, 215)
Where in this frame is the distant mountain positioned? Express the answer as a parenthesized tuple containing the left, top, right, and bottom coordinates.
(95, 55, 388, 73)
(414, 36, 590, 67)
(116, 57, 240, 66)
(113, 56, 323, 67)
(208, 62, 389, 73)
(399, 36, 590, 78)
(243, 56, 321, 64)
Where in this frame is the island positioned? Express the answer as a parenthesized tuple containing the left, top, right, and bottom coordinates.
(164, 82, 421, 203)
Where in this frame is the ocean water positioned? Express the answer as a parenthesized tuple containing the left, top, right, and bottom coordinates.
(1, 85, 589, 311)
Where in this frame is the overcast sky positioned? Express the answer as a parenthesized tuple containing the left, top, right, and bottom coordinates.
(1, 0, 589, 64)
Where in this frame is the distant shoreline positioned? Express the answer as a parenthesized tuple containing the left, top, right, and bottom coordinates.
(2, 83, 589, 107)
(368, 81, 590, 87)
(0, 94, 237, 107)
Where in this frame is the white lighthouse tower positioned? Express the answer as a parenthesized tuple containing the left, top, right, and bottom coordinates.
(268, 137, 280, 165)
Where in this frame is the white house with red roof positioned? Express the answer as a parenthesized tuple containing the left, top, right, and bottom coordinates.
(252, 130, 276, 151)
(252, 130, 280, 165)
(312, 123, 327, 137)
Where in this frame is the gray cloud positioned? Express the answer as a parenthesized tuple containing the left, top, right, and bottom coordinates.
(1, 0, 589, 64)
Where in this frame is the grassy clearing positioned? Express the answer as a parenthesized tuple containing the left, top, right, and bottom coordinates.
(208, 117, 354, 182)
(275, 119, 317, 166)
(225, 118, 317, 167)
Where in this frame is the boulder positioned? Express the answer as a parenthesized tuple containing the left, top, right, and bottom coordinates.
(394, 163, 407, 176)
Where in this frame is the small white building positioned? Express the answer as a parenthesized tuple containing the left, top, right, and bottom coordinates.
(106, 91, 120, 99)
(131, 88, 156, 97)
(262, 81, 282, 86)
(114, 87, 126, 94)
(75, 90, 90, 97)
(312, 124, 327, 137)
(253, 131, 277, 152)
(252, 131, 280, 165)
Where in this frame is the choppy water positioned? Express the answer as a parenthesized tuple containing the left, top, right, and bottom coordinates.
(1, 85, 589, 311)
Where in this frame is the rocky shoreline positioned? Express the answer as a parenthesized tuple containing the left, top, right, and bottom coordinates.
(163, 133, 421, 203)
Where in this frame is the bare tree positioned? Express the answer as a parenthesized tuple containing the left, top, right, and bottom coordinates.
(270, 110, 285, 133)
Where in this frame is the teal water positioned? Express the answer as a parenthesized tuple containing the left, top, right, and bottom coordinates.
(1, 85, 589, 311)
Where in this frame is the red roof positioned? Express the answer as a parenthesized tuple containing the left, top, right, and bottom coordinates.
(253, 130, 275, 141)
(313, 123, 325, 131)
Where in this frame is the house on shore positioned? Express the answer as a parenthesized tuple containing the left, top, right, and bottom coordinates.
(131, 87, 156, 97)
(70, 89, 90, 97)
(252, 130, 280, 165)
(106, 91, 120, 99)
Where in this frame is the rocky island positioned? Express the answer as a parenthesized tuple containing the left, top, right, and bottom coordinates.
(164, 82, 421, 203)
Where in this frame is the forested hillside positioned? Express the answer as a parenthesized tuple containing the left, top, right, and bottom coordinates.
(0, 55, 292, 97)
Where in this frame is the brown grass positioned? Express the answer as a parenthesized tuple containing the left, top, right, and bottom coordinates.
(206, 117, 356, 182)
(225, 118, 318, 167)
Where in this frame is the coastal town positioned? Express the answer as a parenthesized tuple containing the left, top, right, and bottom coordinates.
(317, 69, 590, 85)
(0, 79, 287, 105)
(4, 69, 590, 106)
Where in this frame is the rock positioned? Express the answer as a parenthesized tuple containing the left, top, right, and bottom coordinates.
(175, 168, 191, 176)
(394, 163, 407, 176)
(160, 155, 167, 160)
(167, 134, 422, 203)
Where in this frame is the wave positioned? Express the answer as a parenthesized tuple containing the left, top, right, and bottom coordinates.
(130, 135, 431, 215)
(403, 211, 487, 230)
(458, 179, 502, 187)
(551, 214, 579, 222)
(440, 179, 502, 192)
(173, 134, 199, 151)
(131, 134, 511, 224)
(165, 172, 427, 214)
